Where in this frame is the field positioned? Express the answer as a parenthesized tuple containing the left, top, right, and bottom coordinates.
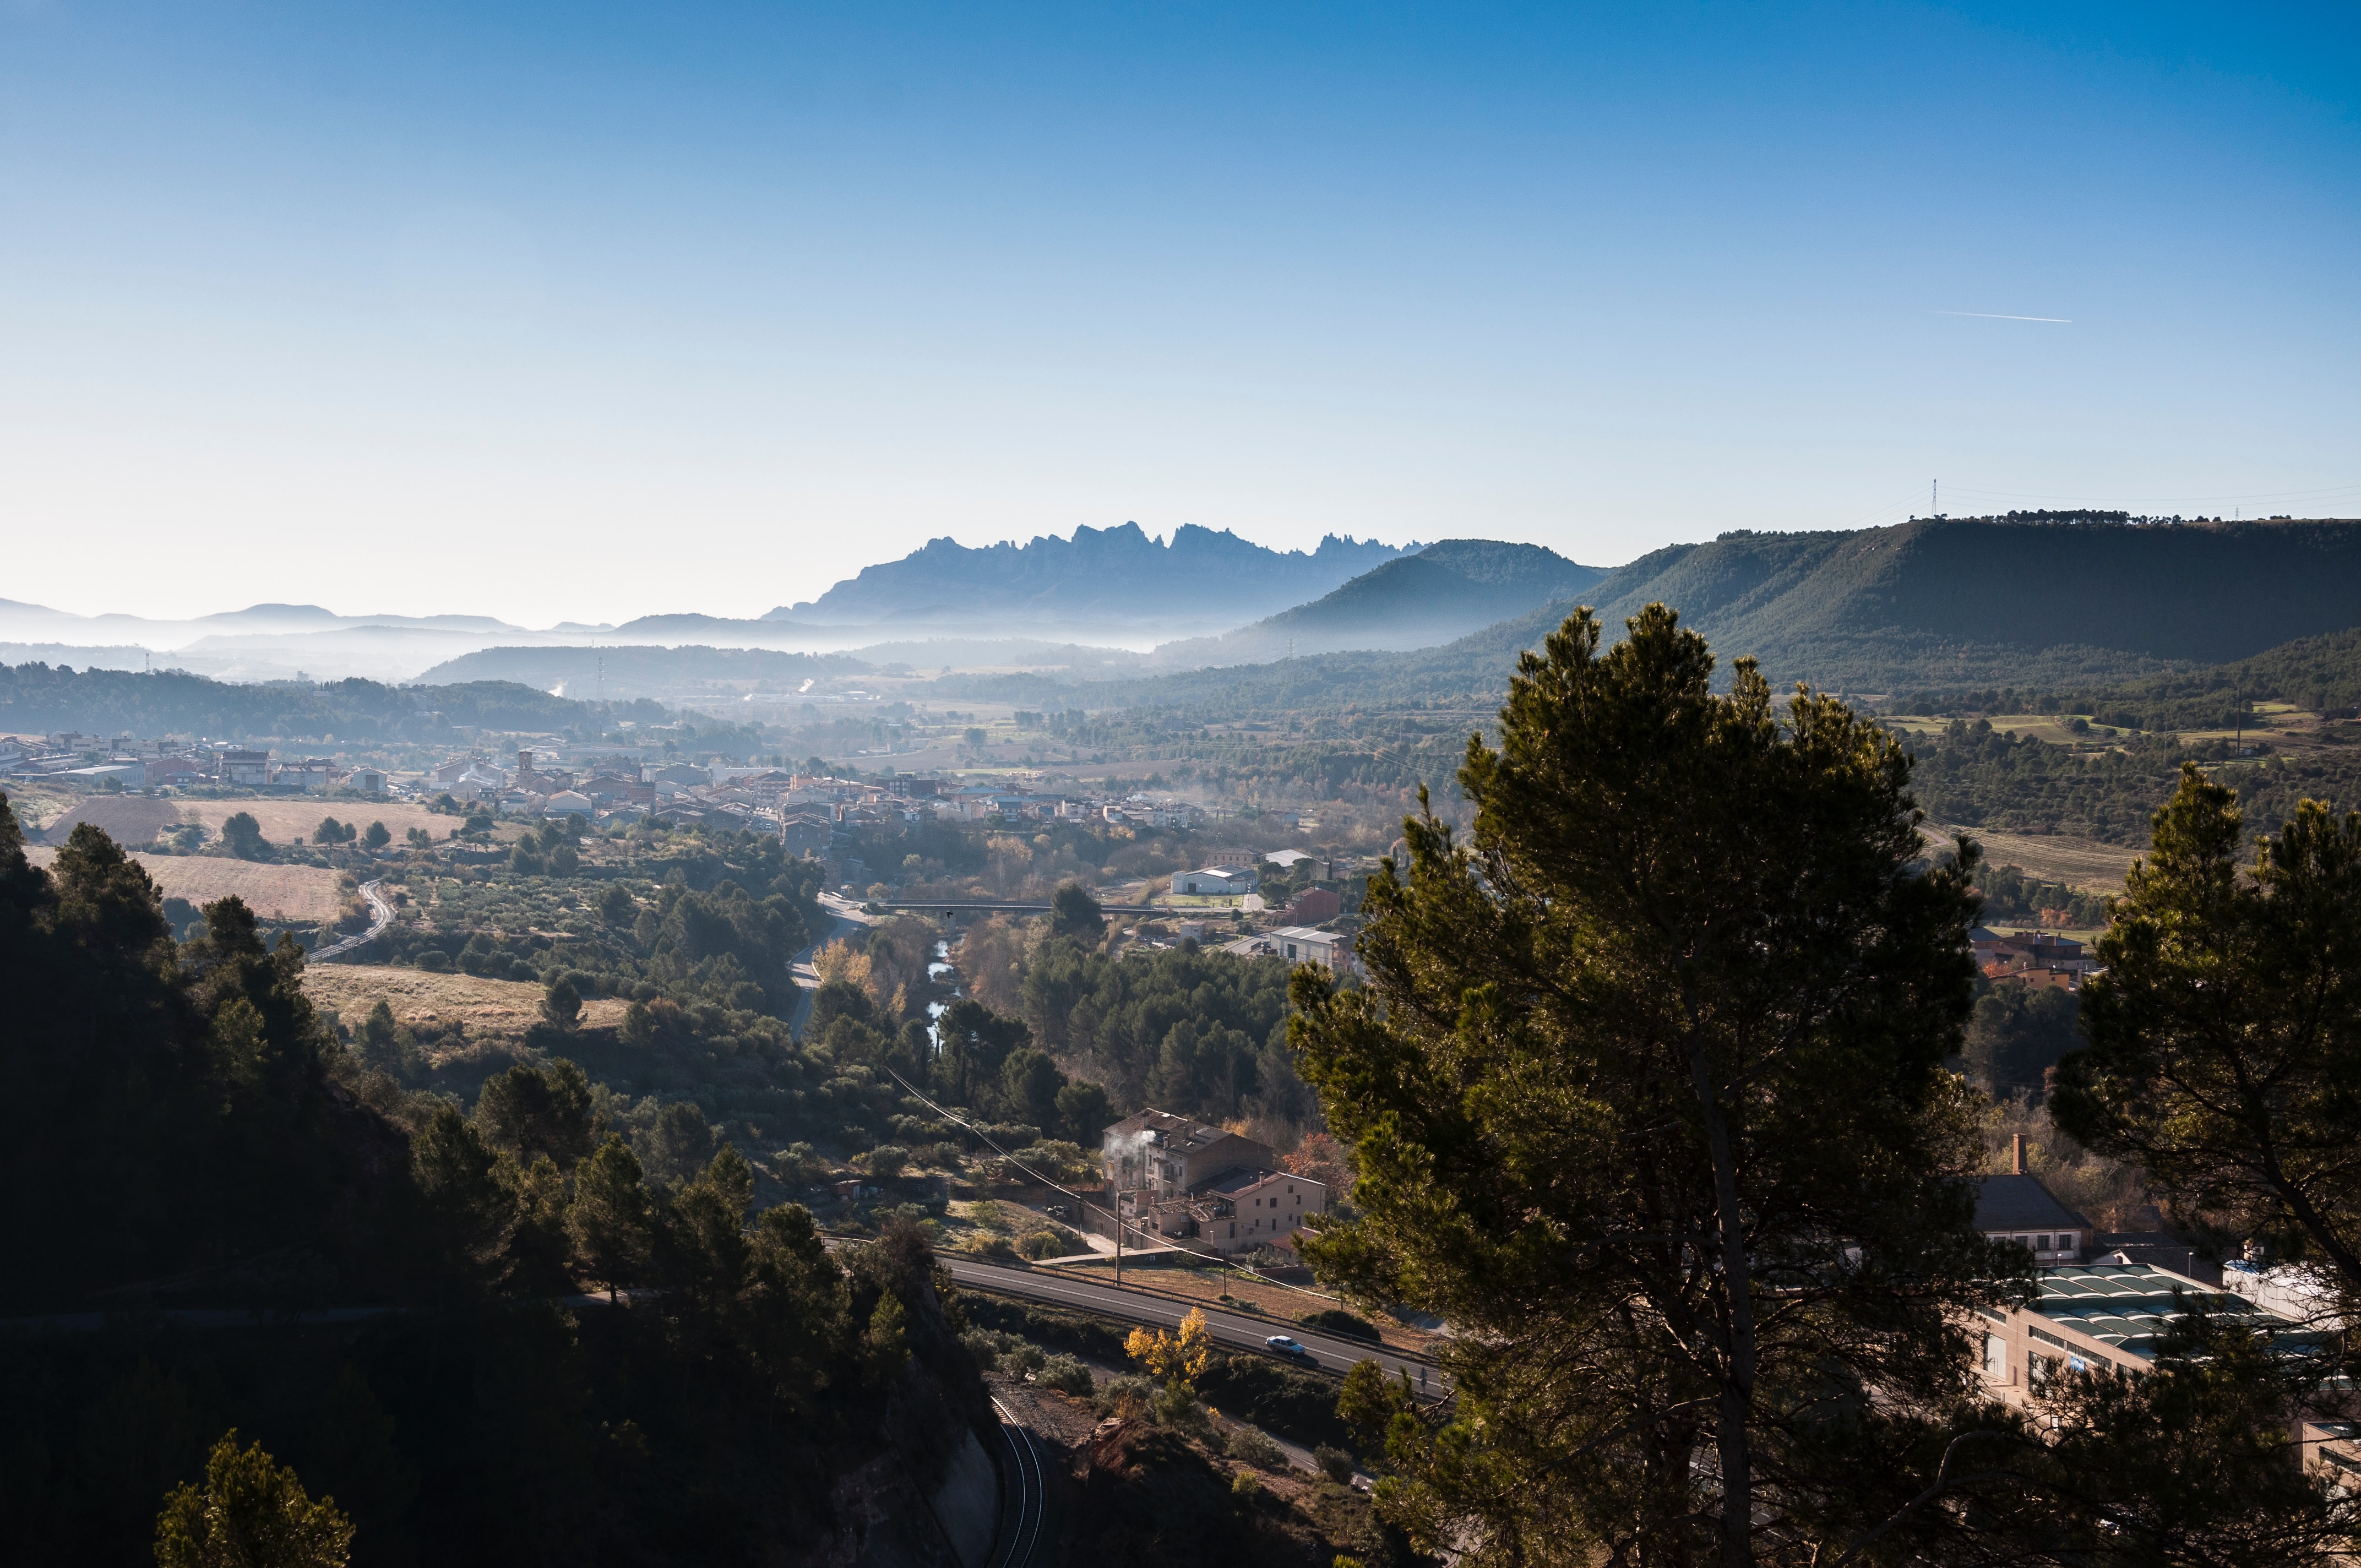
(34, 794, 184, 846)
(22, 845, 350, 923)
(172, 797, 519, 845)
(20, 793, 519, 851)
(1922, 826, 2139, 894)
(301, 963, 632, 1039)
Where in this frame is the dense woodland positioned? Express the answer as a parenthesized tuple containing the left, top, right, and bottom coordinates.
(0, 663, 667, 743)
(0, 795, 998, 1565)
(1903, 721, 2361, 846)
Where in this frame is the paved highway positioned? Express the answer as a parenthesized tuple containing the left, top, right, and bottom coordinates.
(934, 1254, 1449, 1401)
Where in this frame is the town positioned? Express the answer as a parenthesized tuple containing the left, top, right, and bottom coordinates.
(7, 4, 2358, 1564)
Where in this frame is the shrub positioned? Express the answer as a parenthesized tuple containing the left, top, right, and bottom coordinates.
(1100, 1374, 1155, 1422)
(1231, 1469, 1260, 1497)
(971, 1234, 1017, 1260)
(1298, 1308, 1383, 1342)
(1225, 1426, 1287, 1470)
(1314, 1444, 1356, 1484)
(1016, 1230, 1067, 1260)
(1036, 1354, 1095, 1396)
(1153, 1381, 1211, 1437)
(961, 1328, 1011, 1370)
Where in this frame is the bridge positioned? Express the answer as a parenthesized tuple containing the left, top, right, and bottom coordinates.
(873, 899, 1057, 916)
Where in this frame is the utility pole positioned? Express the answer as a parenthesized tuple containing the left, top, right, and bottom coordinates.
(1932, 478, 1939, 516)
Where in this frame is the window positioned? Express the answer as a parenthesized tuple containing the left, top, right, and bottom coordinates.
(2030, 1353, 2056, 1387)
(1984, 1334, 2006, 1376)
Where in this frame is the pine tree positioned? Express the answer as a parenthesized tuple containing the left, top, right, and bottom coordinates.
(1292, 605, 2009, 1566)
(154, 1429, 353, 1568)
(569, 1136, 656, 1299)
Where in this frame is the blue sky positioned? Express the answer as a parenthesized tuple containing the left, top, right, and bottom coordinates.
(3, 2, 2356, 625)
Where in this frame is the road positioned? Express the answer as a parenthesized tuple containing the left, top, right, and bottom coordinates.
(934, 1253, 1448, 1400)
(788, 892, 876, 1034)
(313, 878, 394, 962)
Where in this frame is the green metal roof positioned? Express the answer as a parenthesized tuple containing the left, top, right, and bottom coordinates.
(2032, 1262, 2303, 1362)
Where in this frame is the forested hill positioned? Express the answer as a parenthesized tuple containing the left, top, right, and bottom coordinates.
(773, 521, 1405, 626)
(1562, 515, 2361, 689)
(0, 663, 666, 741)
(1149, 539, 1608, 665)
(944, 515, 2361, 712)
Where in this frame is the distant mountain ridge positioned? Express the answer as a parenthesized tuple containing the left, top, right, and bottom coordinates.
(772, 521, 1406, 629)
(1151, 539, 1608, 665)
(1435, 516, 2361, 691)
(415, 644, 869, 699)
(974, 515, 2361, 711)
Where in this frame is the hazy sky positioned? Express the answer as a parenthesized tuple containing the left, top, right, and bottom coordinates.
(4, 3, 2357, 627)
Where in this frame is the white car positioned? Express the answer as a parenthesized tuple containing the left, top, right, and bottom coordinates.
(1264, 1335, 1314, 1361)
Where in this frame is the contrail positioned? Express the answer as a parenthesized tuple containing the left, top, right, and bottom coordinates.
(1934, 310, 2071, 323)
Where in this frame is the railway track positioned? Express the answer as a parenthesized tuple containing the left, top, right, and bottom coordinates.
(986, 1396, 1047, 1568)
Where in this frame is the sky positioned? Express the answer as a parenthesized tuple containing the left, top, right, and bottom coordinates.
(3, 2, 2357, 627)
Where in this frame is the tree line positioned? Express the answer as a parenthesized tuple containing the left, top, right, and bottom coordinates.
(1296, 605, 2361, 1566)
(0, 792, 994, 1564)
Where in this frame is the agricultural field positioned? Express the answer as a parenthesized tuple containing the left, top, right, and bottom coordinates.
(31, 793, 183, 847)
(22, 845, 350, 924)
(17, 792, 518, 851)
(172, 797, 518, 845)
(302, 963, 630, 1041)
(1921, 826, 2138, 895)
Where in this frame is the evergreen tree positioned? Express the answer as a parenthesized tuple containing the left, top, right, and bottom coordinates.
(2055, 764, 2361, 1308)
(220, 812, 270, 861)
(474, 1058, 597, 1170)
(569, 1136, 656, 1298)
(1049, 880, 1105, 940)
(154, 1429, 353, 1568)
(1292, 606, 2010, 1566)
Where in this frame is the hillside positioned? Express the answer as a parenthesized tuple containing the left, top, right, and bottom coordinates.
(0, 663, 663, 741)
(949, 515, 2361, 718)
(773, 521, 1405, 630)
(1149, 539, 1607, 666)
(1920, 624, 2361, 730)
(1565, 516, 2361, 689)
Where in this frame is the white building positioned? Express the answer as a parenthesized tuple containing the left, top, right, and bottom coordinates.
(1222, 925, 1357, 977)
(1171, 865, 1257, 896)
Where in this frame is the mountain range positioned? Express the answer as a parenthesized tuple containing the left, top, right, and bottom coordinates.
(14, 516, 2361, 710)
(770, 521, 1406, 630)
(984, 515, 2361, 712)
